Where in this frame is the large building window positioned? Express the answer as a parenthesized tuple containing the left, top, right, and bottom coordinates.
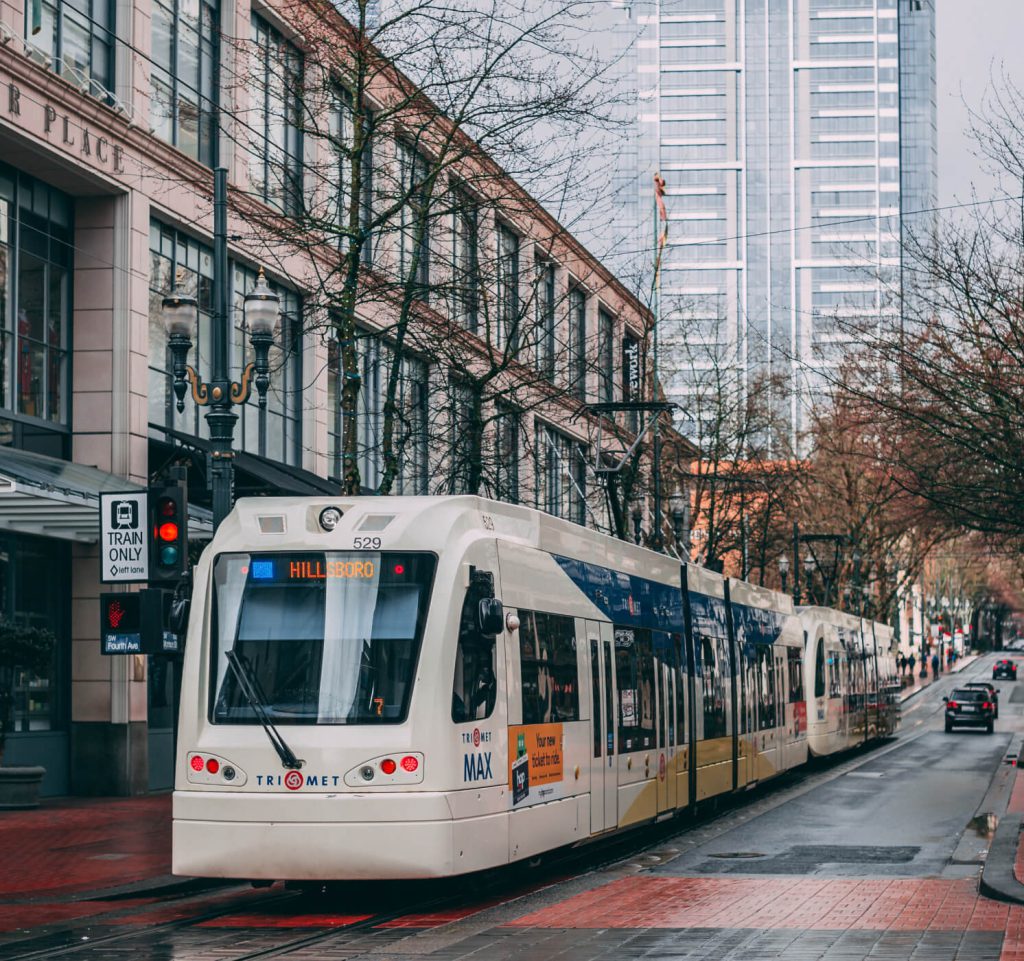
(148, 222, 213, 439)
(0, 168, 72, 433)
(495, 223, 519, 353)
(597, 308, 614, 405)
(494, 404, 519, 504)
(148, 222, 303, 465)
(330, 88, 374, 260)
(535, 423, 587, 525)
(334, 332, 428, 493)
(448, 378, 478, 494)
(151, 0, 218, 165)
(249, 14, 304, 216)
(451, 188, 479, 330)
(231, 265, 302, 465)
(534, 259, 555, 379)
(568, 286, 586, 400)
(397, 141, 430, 296)
(27, 0, 114, 97)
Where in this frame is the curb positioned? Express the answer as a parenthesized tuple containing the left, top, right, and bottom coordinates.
(981, 733, 1024, 904)
(981, 812, 1024, 903)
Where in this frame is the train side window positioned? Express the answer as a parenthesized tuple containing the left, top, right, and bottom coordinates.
(756, 646, 776, 729)
(615, 627, 656, 751)
(591, 637, 601, 759)
(673, 634, 686, 747)
(451, 587, 497, 723)
(603, 641, 615, 756)
(700, 635, 728, 739)
(814, 638, 825, 699)
(520, 610, 579, 724)
(788, 647, 804, 703)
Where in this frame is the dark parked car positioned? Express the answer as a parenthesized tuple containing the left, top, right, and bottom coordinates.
(944, 688, 995, 733)
(965, 681, 1000, 718)
(994, 659, 1017, 680)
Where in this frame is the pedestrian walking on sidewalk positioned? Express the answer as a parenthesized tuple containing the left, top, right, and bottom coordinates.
(898, 654, 906, 675)
(909, 653, 916, 676)
(931, 653, 940, 677)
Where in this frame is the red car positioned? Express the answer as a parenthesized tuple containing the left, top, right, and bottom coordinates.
(993, 659, 1017, 680)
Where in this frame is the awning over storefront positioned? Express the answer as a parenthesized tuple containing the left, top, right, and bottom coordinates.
(149, 424, 343, 499)
(0, 446, 213, 543)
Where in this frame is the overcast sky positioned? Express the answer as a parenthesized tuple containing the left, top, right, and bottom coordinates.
(937, 0, 1024, 206)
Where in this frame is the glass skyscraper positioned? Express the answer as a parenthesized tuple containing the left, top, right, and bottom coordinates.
(577, 0, 937, 449)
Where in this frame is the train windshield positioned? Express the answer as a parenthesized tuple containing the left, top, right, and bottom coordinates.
(211, 552, 436, 724)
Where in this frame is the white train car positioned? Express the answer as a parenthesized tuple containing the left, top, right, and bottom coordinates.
(172, 496, 896, 882)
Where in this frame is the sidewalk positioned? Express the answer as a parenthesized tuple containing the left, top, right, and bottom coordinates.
(899, 654, 979, 703)
(0, 793, 172, 901)
(0, 793, 184, 938)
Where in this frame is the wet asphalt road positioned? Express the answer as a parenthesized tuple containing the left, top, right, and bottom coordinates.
(656, 654, 1017, 881)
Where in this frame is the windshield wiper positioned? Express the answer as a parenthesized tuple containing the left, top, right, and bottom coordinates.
(225, 649, 303, 770)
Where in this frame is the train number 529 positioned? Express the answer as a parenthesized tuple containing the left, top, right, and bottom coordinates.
(353, 537, 382, 550)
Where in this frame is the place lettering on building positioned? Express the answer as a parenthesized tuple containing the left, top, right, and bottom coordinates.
(3, 80, 124, 174)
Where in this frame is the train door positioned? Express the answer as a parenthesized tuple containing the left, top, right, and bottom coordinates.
(673, 634, 689, 811)
(586, 620, 616, 835)
(657, 652, 677, 814)
(615, 626, 657, 827)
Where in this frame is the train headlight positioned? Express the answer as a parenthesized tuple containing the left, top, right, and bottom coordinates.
(360, 765, 375, 781)
(319, 507, 344, 531)
(222, 766, 236, 781)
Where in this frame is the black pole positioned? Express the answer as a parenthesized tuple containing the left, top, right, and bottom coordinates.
(652, 431, 663, 551)
(792, 521, 801, 605)
(207, 167, 238, 529)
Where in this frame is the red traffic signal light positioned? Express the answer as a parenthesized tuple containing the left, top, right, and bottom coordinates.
(148, 486, 187, 584)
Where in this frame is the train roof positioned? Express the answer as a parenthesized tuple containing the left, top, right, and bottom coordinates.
(215, 494, 691, 589)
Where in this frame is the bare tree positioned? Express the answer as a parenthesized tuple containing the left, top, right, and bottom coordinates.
(659, 312, 802, 579)
(216, 0, 626, 495)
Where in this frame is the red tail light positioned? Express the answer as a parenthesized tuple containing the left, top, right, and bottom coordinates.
(380, 758, 397, 775)
(400, 755, 419, 772)
(983, 702, 992, 710)
(947, 701, 958, 710)
(190, 755, 204, 771)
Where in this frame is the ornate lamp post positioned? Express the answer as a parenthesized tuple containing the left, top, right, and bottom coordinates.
(778, 552, 790, 596)
(669, 491, 689, 559)
(161, 171, 280, 528)
(803, 551, 816, 604)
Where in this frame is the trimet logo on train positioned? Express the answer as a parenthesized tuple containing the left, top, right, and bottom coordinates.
(255, 772, 342, 789)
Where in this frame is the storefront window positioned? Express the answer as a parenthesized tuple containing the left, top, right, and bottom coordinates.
(0, 533, 69, 736)
(0, 167, 72, 430)
(26, 0, 115, 99)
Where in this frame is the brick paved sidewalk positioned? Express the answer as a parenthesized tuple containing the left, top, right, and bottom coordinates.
(0, 793, 171, 900)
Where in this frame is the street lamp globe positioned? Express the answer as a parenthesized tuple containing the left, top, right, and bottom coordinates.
(803, 551, 816, 575)
(778, 553, 790, 576)
(162, 286, 198, 339)
(244, 267, 280, 337)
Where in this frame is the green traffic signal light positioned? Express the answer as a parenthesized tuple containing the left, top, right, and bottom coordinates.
(160, 545, 179, 566)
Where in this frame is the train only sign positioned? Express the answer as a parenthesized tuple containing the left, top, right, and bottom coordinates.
(99, 491, 149, 583)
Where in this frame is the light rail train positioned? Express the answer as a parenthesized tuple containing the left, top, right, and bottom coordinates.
(172, 496, 900, 881)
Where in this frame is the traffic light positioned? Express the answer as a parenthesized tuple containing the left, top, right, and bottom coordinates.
(148, 485, 187, 583)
